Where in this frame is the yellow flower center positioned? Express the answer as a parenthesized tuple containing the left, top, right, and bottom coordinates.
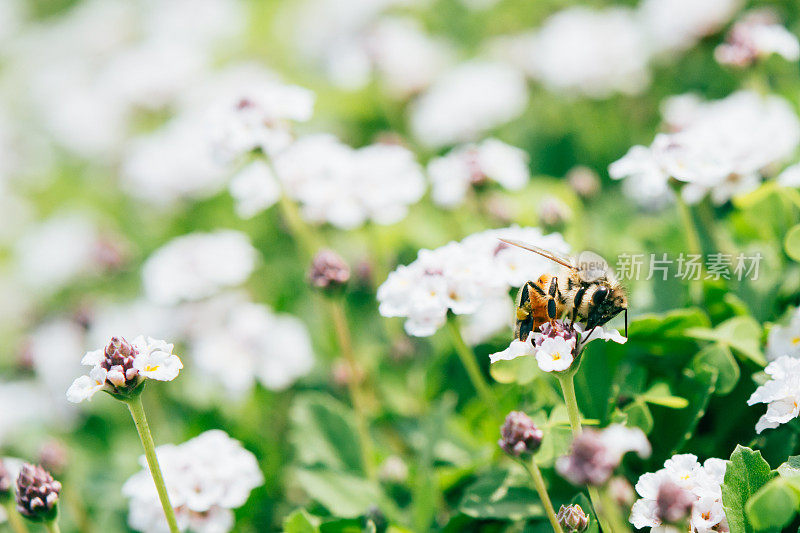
(552, 352, 561, 360)
(145, 365, 160, 372)
(792, 336, 800, 345)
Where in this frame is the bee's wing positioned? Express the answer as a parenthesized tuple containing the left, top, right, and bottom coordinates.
(498, 238, 578, 270)
(576, 250, 616, 283)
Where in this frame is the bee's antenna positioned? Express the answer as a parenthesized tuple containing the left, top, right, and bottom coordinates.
(624, 308, 628, 338)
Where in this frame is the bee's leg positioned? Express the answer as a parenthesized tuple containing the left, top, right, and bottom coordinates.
(547, 277, 559, 325)
(571, 286, 587, 329)
(514, 282, 536, 341)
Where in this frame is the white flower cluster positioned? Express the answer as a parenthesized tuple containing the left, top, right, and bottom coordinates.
(766, 307, 800, 361)
(123, 430, 263, 533)
(14, 212, 110, 293)
(190, 300, 315, 395)
(205, 74, 315, 162)
(377, 226, 569, 338)
(630, 454, 728, 532)
(715, 10, 800, 67)
(142, 231, 257, 305)
(409, 61, 529, 149)
(9, 0, 245, 160)
(637, 0, 742, 55)
(66, 337, 182, 403)
(610, 91, 800, 207)
(274, 135, 426, 229)
(122, 64, 314, 208)
(748, 356, 800, 433)
(427, 139, 529, 208)
(490, 323, 627, 371)
(504, 7, 650, 98)
(290, 1, 450, 95)
(494, 1, 742, 100)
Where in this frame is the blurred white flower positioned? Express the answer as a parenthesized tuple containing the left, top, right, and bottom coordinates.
(630, 454, 728, 532)
(748, 355, 800, 433)
(88, 300, 179, 349)
(610, 91, 800, 206)
(229, 160, 281, 218)
(142, 231, 257, 305)
(378, 226, 568, 338)
(8, 0, 245, 160)
(509, 7, 651, 98)
(766, 307, 800, 361)
(206, 77, 314, 162)
(67, 336, 182, 403)
(123, 429, 263, 533)
(637, 0, 742, 55)
(190, 301, 315, 395)
(428, 138, 529, 208)
(410, 61, 528, 148)
(778, 163, 800, 188)
(122, 115, 231, 206)
(14, 213, 107, 293)
(0, 382, 56, 445)
(289, 0, 428, 90)
(715, 10, 800, 67)
(275, 135, 426, 229)
(26, 319, 86, 400)
(462, 296, 513, 345)
(365, 17, 453, 97)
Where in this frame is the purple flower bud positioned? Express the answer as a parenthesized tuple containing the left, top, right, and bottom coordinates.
(498, 411, 543, 456)
(535, 320, 578, 347)
(557, 504, 590, 532)
(15, 463, 60, 522)
(567, 166, 600, 198)
(101, 337, 140, 389)
(309, 249, 351, 291)
(656, 480, 694, 524)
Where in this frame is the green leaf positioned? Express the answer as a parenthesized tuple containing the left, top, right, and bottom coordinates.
(289, 393, 365, 475)
(686, 316, 766, 367)
(292, 468, 394, 519)
(622, 400, 654, 433)
(721, 446, 777, 533)
(458, 469, 544, 520)
(745, 477, 799, 531)
(284, 509, 321, 533)
(629, 308, 710, 340)
(691, 344, 740, 395)
(640, 382, 690, 409)
(786, 224, 800, 262)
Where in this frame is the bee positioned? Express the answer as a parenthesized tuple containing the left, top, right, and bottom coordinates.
(499, 239, 628, 342)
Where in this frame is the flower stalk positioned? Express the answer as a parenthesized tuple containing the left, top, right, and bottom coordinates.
(2, 501, 28, 533)
(126, 396, 180, 533)
(557, 373, 614, 533)
(675, 192, 704, 304)
(521, 458, 564, 533)
(329, 297, 376, 480)
(445, 315, 497, 412)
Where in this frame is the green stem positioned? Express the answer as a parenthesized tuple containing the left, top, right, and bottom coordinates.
(126, 396, 180, 533)
(44, 521, 60, 533)
(522, 458, 564, 533)
(329, 298, 376, 480)
(599, 486, 629, 533)
(675, 193, 704, 305)
(558, 374, 614, 533)
(445, 316, 497, 412)
(2, 502, 27, 533)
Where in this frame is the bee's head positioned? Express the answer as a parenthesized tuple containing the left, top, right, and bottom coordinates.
(586, 283, 628, 334)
